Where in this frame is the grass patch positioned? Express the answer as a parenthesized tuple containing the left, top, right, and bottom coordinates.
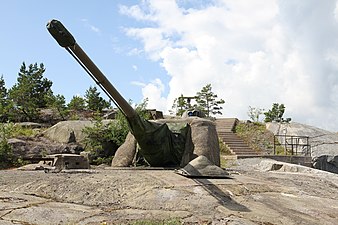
(128, 218, 181, 225)
(235, 122, 275, 154)
(219, 138, 231, 155)
(220, 155, 237, 168)
(10, 125, 41, 138)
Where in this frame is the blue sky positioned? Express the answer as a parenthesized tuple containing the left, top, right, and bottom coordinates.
(2, 0, 338, 131)
(0, 0, 166, 105)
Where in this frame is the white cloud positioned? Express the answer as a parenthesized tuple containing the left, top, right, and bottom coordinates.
(131, 81, 145, 87)
(140, 78, 167, 110)
(121, 0, 338, 131)
(81, 18, 101, 34)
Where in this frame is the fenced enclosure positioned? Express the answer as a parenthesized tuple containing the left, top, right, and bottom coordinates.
(274, 135, 311, 156)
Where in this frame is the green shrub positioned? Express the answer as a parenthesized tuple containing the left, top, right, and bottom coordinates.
(235, 121, 274, 154)
(11, 125, 41, 138)
(82, 115, 122, 165)
(0, 139, 15, 169)
(219, 138, 231, 155)
(83, 99, 150, 165)
(0, 123, 19, 169)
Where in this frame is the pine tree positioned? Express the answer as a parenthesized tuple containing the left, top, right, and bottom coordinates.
(84, 86, 110, 111)
(264, 103, 291, 123)
(171, 94, 190, 116)
(8, 62, 53, 121)
(45, 91, 68, 120)
(0, 75, 9, 121)
(68, 95, 86, 111)
(195, 84, 225, 117)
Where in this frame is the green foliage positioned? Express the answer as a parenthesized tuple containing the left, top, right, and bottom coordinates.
(10, 124, 41, 138)
(195, 84, 225, 117)
(46, 92, 68, 120)
(247, 106, 264, 122)
(84, 86, 110, 111)
(0, 75, 9, 122)
(172, 84, 225, 117)
(220, 156, 237, 168)
(219, 138, 231, 155)
(69, 113, 80, 120)
(235, 122, 274, 153)
(0, 75, 7, 100)
(171, 94, 190, 116)
(264, 103, 291, 123)
(0, 123, 17, 169)
(274, 145, 286, 155)
(134, 98, 152, 120)
(68, 95, 86, 111)
(8, 62, 53, 121)
(82, 116, 118, 164)
(83, 99, 149, 165)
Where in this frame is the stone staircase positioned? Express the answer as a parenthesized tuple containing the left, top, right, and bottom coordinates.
(216, 118, 259, 157)
(215, 119, 313, 167)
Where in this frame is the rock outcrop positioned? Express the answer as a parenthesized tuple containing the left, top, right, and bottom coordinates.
(266, 122, 338, 173)
(42, 120, 115, 144)
(1, 158, 338, 224)
(8, 136, 83, 158)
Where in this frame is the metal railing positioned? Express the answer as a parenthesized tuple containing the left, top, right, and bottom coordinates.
(273, 135, 311, 156)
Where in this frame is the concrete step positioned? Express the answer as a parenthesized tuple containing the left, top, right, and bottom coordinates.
(230, 148, 257, 152)
(228, 148, 256, 152)
(236, 154, 264, 158)
(216, 118, 260, 156)
(215, 118, 238, 132)
(235, 153, 259, 156)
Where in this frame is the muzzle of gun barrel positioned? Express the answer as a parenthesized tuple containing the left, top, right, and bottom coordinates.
(46, 19, 76, 47)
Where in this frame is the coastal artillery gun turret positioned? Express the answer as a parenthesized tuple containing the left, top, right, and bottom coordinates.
(47, 20, 227, 176)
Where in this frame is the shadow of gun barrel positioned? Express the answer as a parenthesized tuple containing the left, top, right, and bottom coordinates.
(46, 19, 188, 166)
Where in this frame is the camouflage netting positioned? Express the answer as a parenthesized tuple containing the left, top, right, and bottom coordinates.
(112, 116, 220, 168)
(127, 114, 192, 167)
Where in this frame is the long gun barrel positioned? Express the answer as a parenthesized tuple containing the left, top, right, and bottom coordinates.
(46, 19, 189, 167)
(46, 19, 136, 119)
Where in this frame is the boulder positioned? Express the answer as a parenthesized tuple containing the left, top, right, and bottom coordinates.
(111, 132, 137, 167)
(42, 120, 114, 144)
(190, 118, 220, 166)
(313, 155, 338, 173)
(8, 137, 83, 159)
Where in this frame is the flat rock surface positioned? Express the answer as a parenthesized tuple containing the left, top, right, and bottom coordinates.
(0, 159, 338, 224)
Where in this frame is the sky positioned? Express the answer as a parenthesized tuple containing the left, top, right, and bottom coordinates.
(1, 0, 338, 131)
